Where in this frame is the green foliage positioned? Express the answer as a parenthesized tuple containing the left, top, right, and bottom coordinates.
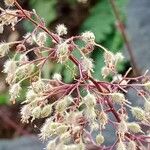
(29, 0, 57, 25)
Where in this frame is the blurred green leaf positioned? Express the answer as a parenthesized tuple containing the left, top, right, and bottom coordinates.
(29, 0, 57, 25)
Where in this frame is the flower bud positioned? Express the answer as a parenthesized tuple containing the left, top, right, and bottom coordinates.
(32, 106, 42, 119)
(111, 92, 127, 104)
(127, 122, 143, 133)
(127, 141, 136, 150)
(83, 93, 96, 108)
(82, 31, 95, 43)
(96, 134, 104, 145)
(131, 107, 145, 121)
(116, 141, 126, 150)
(41, 104, 52, 118)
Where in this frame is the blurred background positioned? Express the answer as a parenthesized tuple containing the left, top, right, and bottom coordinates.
(0, 0, 150, 149)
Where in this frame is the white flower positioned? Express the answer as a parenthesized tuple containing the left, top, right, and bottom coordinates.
(117, 120, 128, 136)
(0, 42, 9, 57)
(41, 104, 52, 118)
(81, 57, 94, 74)
(83, 92, 96, 108)
(36, 32, 47, 46)
(9, 83, 21, 101)
(115, 52, 124, 62)
(111, 92, 127, 104)
(20, 104, 32, 123)
(3, 60, 17, 74)
(82, 31, 95, 43)
(56, 24, 67, 36)
(53, 73, 62, 81)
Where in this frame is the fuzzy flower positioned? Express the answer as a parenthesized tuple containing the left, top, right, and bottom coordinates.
(101, 66, 110, 78)
(127, 141, 136, 150)
(82, 31, 95, 43)
(98, 111, 108, 128)
(117, 120, 128, 136)
(32, 106, 42, 119)
(83, 92, 96, 108)
(9, 83, 21, 102)
(81, 57, 94, 75)
(116, 141, 126, 150)
(41, 104, 52, 118)
(131, 107, 145, 121)
(20, 104, 32, 123)
(32, 79, 52, 93)
(127, 122, 143, 133)
(111, 92, 127, 104)
(57, 42, 69, 63)
(3, 60, 17, 74)
(96, 134, 105, 145)
(115, 52, 124, 62)
(53, 73, 62, 81)
(4, 0, 14, 6)
(56, 24, 67, 36)
(36, 32, 47, 46)
(15, 64, 34, 79)
(0, 42, 10, 57)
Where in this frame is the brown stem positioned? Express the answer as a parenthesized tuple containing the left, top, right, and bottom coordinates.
(109, 0, 140, 76)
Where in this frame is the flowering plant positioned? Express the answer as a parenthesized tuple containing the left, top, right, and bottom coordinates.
(0, 0, 150, 150)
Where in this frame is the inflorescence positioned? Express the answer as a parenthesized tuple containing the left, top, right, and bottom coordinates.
(0, 0, 150, 150)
